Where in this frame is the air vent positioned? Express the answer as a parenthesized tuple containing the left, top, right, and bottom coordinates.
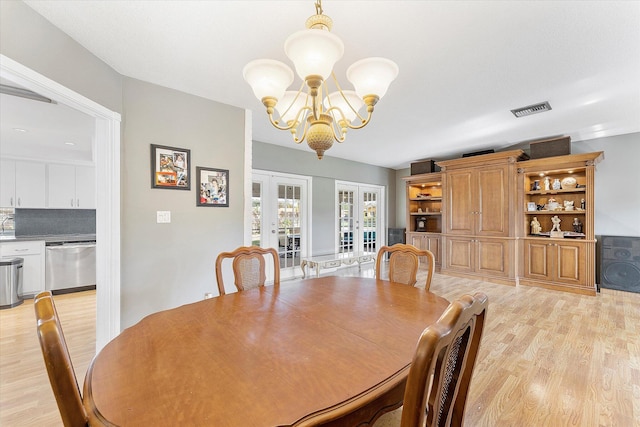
(510, 101, 551, 118)
(0, 84, 54, 103)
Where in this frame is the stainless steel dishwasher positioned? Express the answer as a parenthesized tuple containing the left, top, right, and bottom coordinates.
(45, 241, 96, 291)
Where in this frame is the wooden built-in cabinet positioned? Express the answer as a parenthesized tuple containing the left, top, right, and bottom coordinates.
(517, 152, 603, 295)
(403, 172, 442, 269)
(403, 148, 603, 294)
(438, 150, 525, 285)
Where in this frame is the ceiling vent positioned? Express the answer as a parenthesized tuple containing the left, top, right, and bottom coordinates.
(0, 84, 54, 104)
(510, 101, 551, 118)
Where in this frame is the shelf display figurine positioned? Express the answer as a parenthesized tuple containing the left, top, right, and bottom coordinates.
(572, 218, 583, 233)
(531, 180, 540, 191)
(544, 176, 551, 191)
(580, 198, 586, 210)
(530, 217, 542, 235)
(552, 178, 562, 190)
(550, 215, 563, 238)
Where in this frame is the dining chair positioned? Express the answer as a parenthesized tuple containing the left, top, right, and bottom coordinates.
(215, 246, 280, 295)
(34, 291, 89, 427)
(400, 292, 488, 427)
(375, 243, 436, 290)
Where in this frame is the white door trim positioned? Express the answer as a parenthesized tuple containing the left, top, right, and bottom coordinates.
(1, 55, 122, 351)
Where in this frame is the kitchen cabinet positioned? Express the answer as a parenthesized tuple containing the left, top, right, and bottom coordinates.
(517, 151, 603, 295)
(0, 240, 45, 297)
(438, 150, 525, 285)
(47, 164, 96, 209)
(0, 160, 46, 208)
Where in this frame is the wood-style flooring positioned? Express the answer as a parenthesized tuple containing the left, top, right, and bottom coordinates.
(1, 267, 639, 426)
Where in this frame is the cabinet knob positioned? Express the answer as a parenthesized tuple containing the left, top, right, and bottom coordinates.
(17, 197, 21, 207)
(71, 198, 74, 207)
(10, 197, 14, 206)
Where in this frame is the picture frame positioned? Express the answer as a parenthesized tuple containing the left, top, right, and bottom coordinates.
(197, 167, 229, 207)
(151, 144, 190, 190)
(527, 202, 537, 211)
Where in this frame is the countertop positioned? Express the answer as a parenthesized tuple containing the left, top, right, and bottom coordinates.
(0, 234, 96, 243)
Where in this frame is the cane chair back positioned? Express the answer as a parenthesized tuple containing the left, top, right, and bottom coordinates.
(401, 292, 488, 427)
(376, 244, 436, 290)
(34, 291, 89, 427)
(215, 246, 280, 295)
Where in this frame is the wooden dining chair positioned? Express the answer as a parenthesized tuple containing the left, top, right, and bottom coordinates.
(400, 292, 488, 427)
(34, 291, 89, 427)
(215, 246, 280, 295)
(375, 243, 436, 290)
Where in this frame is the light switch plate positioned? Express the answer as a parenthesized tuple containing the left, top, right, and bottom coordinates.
(156, 211, 171, 223)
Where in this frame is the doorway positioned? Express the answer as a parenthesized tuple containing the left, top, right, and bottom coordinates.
(336, 181, 385, 254)
(1, 55, 121, 350)
(252, 170, 311, 280)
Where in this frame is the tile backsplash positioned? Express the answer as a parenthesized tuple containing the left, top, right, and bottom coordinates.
(15, 208, 96, 236)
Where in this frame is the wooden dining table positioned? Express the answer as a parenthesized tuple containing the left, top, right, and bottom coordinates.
(83, 276, 450, 426)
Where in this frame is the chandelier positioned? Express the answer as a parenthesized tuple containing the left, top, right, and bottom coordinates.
(243, 0, 399, 159)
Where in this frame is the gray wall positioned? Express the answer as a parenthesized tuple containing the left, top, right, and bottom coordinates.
(121, 77, 246, 328)
(573, 133, 640, 237)
(395, 133, 640, 237)
(252, 141, 397, 254)
(0, 0, 123, 114)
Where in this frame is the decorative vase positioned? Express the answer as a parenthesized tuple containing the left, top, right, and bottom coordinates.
(561, 177, 577, 189)
(552, 179, 562, 190)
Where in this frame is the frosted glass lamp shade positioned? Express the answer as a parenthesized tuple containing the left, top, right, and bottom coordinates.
(243, 59, 294, 101)
(276, 91, 309, 123)
(284, 29, 344, 80)
(346, 57, 399, 99)
(324, 90, 364, 122)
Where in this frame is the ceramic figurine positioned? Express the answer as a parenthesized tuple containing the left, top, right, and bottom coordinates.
(544, 176, 551, 191)
(551, 215, 562, 232)
(572, 218, 583, 233)
(552, 178, 562, 190)
(530, 217, 542, 235)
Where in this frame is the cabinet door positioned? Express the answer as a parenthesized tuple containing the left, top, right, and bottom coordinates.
(477, 166, 509, 236)
(47, 164, 76, 208)
(0, 240, 45, 297)
(475, 238, 509, 277)
(523, 240, 553, 281)
(554, 241, 586, 285)
(446, 170, 474, 235)
(425, 235, 441, 266)
(0, 159, 16, 207)
(15, 161, 46, 208)
(444, 237, 474, 273)
(75, 166, 96, 209)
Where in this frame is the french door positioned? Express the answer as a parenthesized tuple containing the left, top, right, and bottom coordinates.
(336, 182, 385, 254)
(252, 171, 311, 279)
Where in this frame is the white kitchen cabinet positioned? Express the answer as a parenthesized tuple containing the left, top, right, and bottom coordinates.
(0, 240, 45, 297)
(0, 159, 16, 207)
(0, 160, 46, 208)
(47, 164, 96, 209)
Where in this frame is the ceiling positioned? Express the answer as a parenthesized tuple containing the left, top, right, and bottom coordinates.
(12, 1, 640, 169)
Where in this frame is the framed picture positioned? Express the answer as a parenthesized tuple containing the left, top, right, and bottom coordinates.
(527, 202, 537, 211)
(151, 144, 190, 190)
(197, 167, 229, 207)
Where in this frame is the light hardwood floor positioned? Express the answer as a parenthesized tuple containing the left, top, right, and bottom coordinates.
(1, 267, 639, 426)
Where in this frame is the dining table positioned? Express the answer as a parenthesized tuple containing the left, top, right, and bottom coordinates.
(83, 276, 450, 426)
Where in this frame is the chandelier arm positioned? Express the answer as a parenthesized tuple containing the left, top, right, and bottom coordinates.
(341, 109, 374, 130)
(267, 112, 299, 131)
(330, 72, 367, 122)
(294, 118, 312, 144)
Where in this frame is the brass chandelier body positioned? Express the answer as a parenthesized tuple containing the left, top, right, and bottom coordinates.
(243, 0, 398, 159)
